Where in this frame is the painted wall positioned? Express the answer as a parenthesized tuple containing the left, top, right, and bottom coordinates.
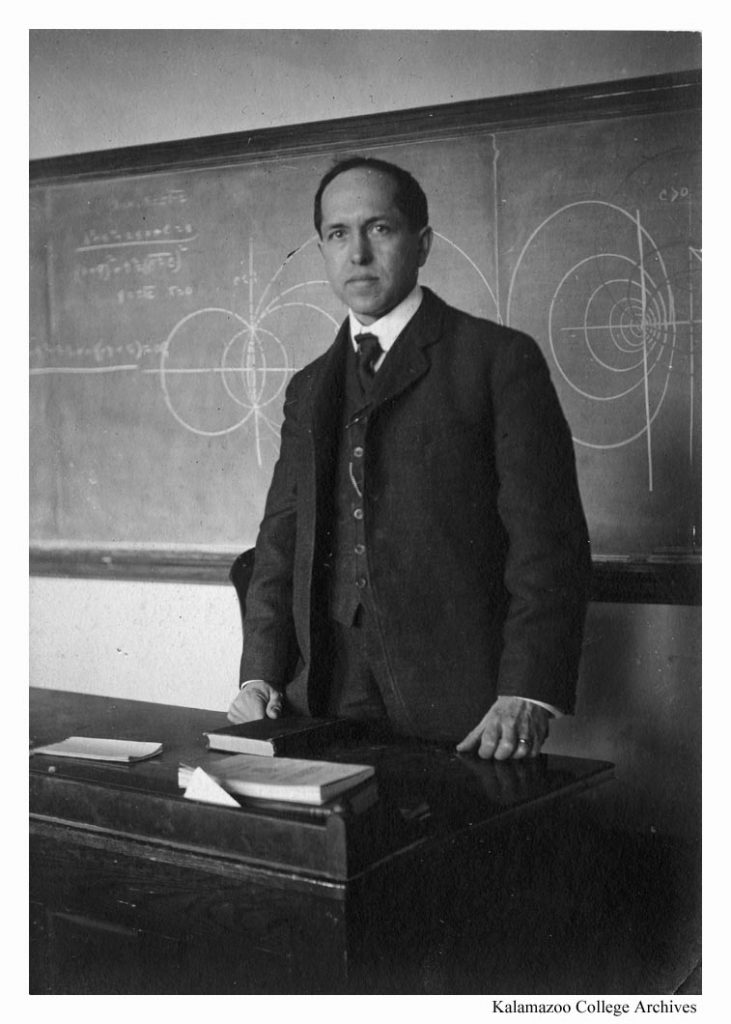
(29, 30, 702, 841)
(30, 29, 701, 159)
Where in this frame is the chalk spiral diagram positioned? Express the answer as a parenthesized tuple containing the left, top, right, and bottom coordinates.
(506, 200, 700, 491)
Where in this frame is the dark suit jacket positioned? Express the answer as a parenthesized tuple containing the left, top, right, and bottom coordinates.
(240, 288, 591, 741)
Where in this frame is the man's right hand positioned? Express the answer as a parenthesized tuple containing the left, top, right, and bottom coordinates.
(227, 680, 284, 723)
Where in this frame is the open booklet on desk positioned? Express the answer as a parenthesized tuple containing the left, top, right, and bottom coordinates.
(29, 736, 163, 763)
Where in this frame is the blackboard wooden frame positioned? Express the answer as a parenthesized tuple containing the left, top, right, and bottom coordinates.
(29, 69, 702, 605)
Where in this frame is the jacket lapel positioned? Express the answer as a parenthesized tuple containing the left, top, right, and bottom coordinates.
(306, 286, 447, 438)
(309, 319, 349, 445)
(367, 287, 446, 410)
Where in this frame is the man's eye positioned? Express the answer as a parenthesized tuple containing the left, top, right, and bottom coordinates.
(327, 230, 344, 241)
(371, 223, 390, 235)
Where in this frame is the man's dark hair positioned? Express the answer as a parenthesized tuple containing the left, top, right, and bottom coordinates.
(314, 156, 429, 236)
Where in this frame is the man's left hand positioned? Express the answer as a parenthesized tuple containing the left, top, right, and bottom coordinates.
(456, 696, 550, 760)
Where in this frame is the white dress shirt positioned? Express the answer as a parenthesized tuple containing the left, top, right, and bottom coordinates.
(349, 284, 424, 366)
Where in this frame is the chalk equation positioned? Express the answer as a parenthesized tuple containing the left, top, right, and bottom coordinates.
(74, 249, 187, 284)
(78, 222, 197, 251)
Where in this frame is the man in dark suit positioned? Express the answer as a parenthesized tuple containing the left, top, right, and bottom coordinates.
(227, 156, 591, 759)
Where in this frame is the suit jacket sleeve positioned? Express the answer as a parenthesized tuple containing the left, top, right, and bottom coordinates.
(491, 332, 592, 712)
(238, 376, 303, 687)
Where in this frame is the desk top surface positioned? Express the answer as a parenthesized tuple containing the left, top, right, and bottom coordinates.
(30, 688, 613, 882)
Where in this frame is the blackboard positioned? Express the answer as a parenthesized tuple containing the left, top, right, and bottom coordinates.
(30, 72, 701, 597)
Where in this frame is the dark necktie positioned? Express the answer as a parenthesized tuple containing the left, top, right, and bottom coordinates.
(354, 333, 383, 392)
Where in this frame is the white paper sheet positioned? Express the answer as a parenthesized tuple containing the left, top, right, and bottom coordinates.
(183, 767, 240, 807)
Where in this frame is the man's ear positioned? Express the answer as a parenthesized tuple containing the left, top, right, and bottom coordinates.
(417, 226, 433, 267)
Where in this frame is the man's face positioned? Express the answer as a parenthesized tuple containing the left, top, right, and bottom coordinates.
(318, 168, 432, 324)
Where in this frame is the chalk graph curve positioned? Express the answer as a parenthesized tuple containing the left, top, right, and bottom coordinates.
(159, 251, 340, 458)
(506, 200, 677, 452)
(220, 322, 291, 410)
(431, 231, 499, 316)
(548, 256, 672, 397)
(161, 307, 260, 438)
(157, 234, 345, 458)
(580, 275, 661, 377)
(158, 230, 498, 460)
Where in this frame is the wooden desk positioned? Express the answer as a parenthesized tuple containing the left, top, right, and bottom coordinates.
(30, 688, 613, 994)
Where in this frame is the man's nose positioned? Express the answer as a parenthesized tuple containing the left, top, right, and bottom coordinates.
(349, 232, 372, 264)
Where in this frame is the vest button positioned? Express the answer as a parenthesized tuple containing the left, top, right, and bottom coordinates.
(355, 576, 368, 589)
(352, 446, 364, 458)
(354, 544, 365, 555)
(353, 508, 364, 520)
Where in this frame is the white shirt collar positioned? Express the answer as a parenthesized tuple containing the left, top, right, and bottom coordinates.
(349, 284, 423, 360)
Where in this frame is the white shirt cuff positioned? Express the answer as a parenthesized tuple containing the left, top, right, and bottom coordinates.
(504, 696, 563, 718)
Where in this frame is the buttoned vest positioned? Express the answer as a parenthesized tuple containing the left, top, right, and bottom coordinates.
(326, 337, 377, 625)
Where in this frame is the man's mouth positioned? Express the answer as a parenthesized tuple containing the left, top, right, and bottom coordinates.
(347, 276, 378, 285)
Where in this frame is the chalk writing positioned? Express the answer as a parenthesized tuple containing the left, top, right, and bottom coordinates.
(78, 223, 197, 251)
(117, 285, 157, 304)
(110, 283, 193, 304)
(74, 250, 186, 284)
(110, 189, 189, 211)
(658, 186, 690, 202)
(30, 336, 166, 371)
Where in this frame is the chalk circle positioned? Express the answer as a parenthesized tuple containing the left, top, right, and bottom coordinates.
(549, 254, 672, 393)
(160, 307, 291, 437)
(507, 201, 676, 450)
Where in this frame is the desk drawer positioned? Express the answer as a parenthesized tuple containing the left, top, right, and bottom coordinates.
(30, 820, 348, 994)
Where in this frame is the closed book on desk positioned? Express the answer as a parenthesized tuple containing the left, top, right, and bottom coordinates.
(179, 754, 375, 806)
(204, 716, 356, 756)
